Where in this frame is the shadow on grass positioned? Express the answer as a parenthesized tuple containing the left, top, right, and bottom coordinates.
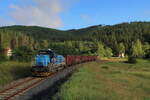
(101, 66, 109, 69)
(28, 70, 73, 100)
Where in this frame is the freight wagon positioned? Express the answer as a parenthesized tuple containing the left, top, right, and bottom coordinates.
(31, 49, 97, 76)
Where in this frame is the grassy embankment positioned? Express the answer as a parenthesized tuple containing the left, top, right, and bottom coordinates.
(53, 59, 150, 100)
(0, 61, 31, 88)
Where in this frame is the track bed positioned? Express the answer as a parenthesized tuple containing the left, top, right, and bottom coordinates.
(0, 63, 80, 100)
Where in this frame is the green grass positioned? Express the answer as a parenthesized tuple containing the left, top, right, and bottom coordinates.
(53, 59, 150, 100)
(0, 61, 31, 88)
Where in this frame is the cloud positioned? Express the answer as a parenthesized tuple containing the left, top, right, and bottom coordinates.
(10, 0, 66, 28)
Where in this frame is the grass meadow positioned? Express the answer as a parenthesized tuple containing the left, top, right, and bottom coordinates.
(53, 59, 150, 100)
(0, 61, 31, 88)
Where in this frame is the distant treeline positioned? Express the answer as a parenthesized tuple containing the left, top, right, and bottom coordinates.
(0, 22, 150, 61)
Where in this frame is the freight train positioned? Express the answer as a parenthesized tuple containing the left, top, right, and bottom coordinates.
(31, 49, 97, 76)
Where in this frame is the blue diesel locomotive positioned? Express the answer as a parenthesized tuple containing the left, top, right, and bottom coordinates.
(31, 49, 66, 76)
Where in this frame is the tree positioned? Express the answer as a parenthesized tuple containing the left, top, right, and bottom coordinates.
(104, 47, 113, 57)
(0, 46, 7, 61)
(118, 43, 125, 54)
(143, 42, 150, 58)
(11, 46, 34, 62)
(97, 42, 105, 57)
(132, 39, 144, 57)
(79, 42, 84, 52)
(118, 43, 125, 57)
(40, 40, 49, 48)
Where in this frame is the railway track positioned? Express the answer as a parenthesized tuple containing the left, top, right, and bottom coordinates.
(0, 66, 67, 100)
(0, 59, 96, 100)
(0, 77, 46, 100)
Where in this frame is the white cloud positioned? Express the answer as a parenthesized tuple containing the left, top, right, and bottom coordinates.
(10, 0, 66, 28)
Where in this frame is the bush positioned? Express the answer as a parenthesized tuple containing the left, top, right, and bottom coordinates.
(128, 56, 137, 64)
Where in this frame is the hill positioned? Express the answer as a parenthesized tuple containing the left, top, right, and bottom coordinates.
(0, 22, 150, 43)
(0, 22, 150, 59)
(0, 24, 103, 41)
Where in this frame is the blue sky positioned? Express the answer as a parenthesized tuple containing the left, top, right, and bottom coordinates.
(0, 0, 150, 30)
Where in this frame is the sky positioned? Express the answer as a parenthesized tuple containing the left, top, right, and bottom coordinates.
(0, 0, 150, 30)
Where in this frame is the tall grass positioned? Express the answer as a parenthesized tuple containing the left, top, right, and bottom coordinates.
(53, 59, 150, 100)
(0, 61, 31, 88)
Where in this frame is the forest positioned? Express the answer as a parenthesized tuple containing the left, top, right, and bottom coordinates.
(0, 21, 150, 62)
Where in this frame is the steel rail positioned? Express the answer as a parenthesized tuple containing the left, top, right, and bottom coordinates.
(0, 77, 45, 100)
(4, 78, 44, 100)
(0, 77, 34, 94)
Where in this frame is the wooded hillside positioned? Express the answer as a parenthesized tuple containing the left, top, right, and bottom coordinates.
(0, 22, 150, 61)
